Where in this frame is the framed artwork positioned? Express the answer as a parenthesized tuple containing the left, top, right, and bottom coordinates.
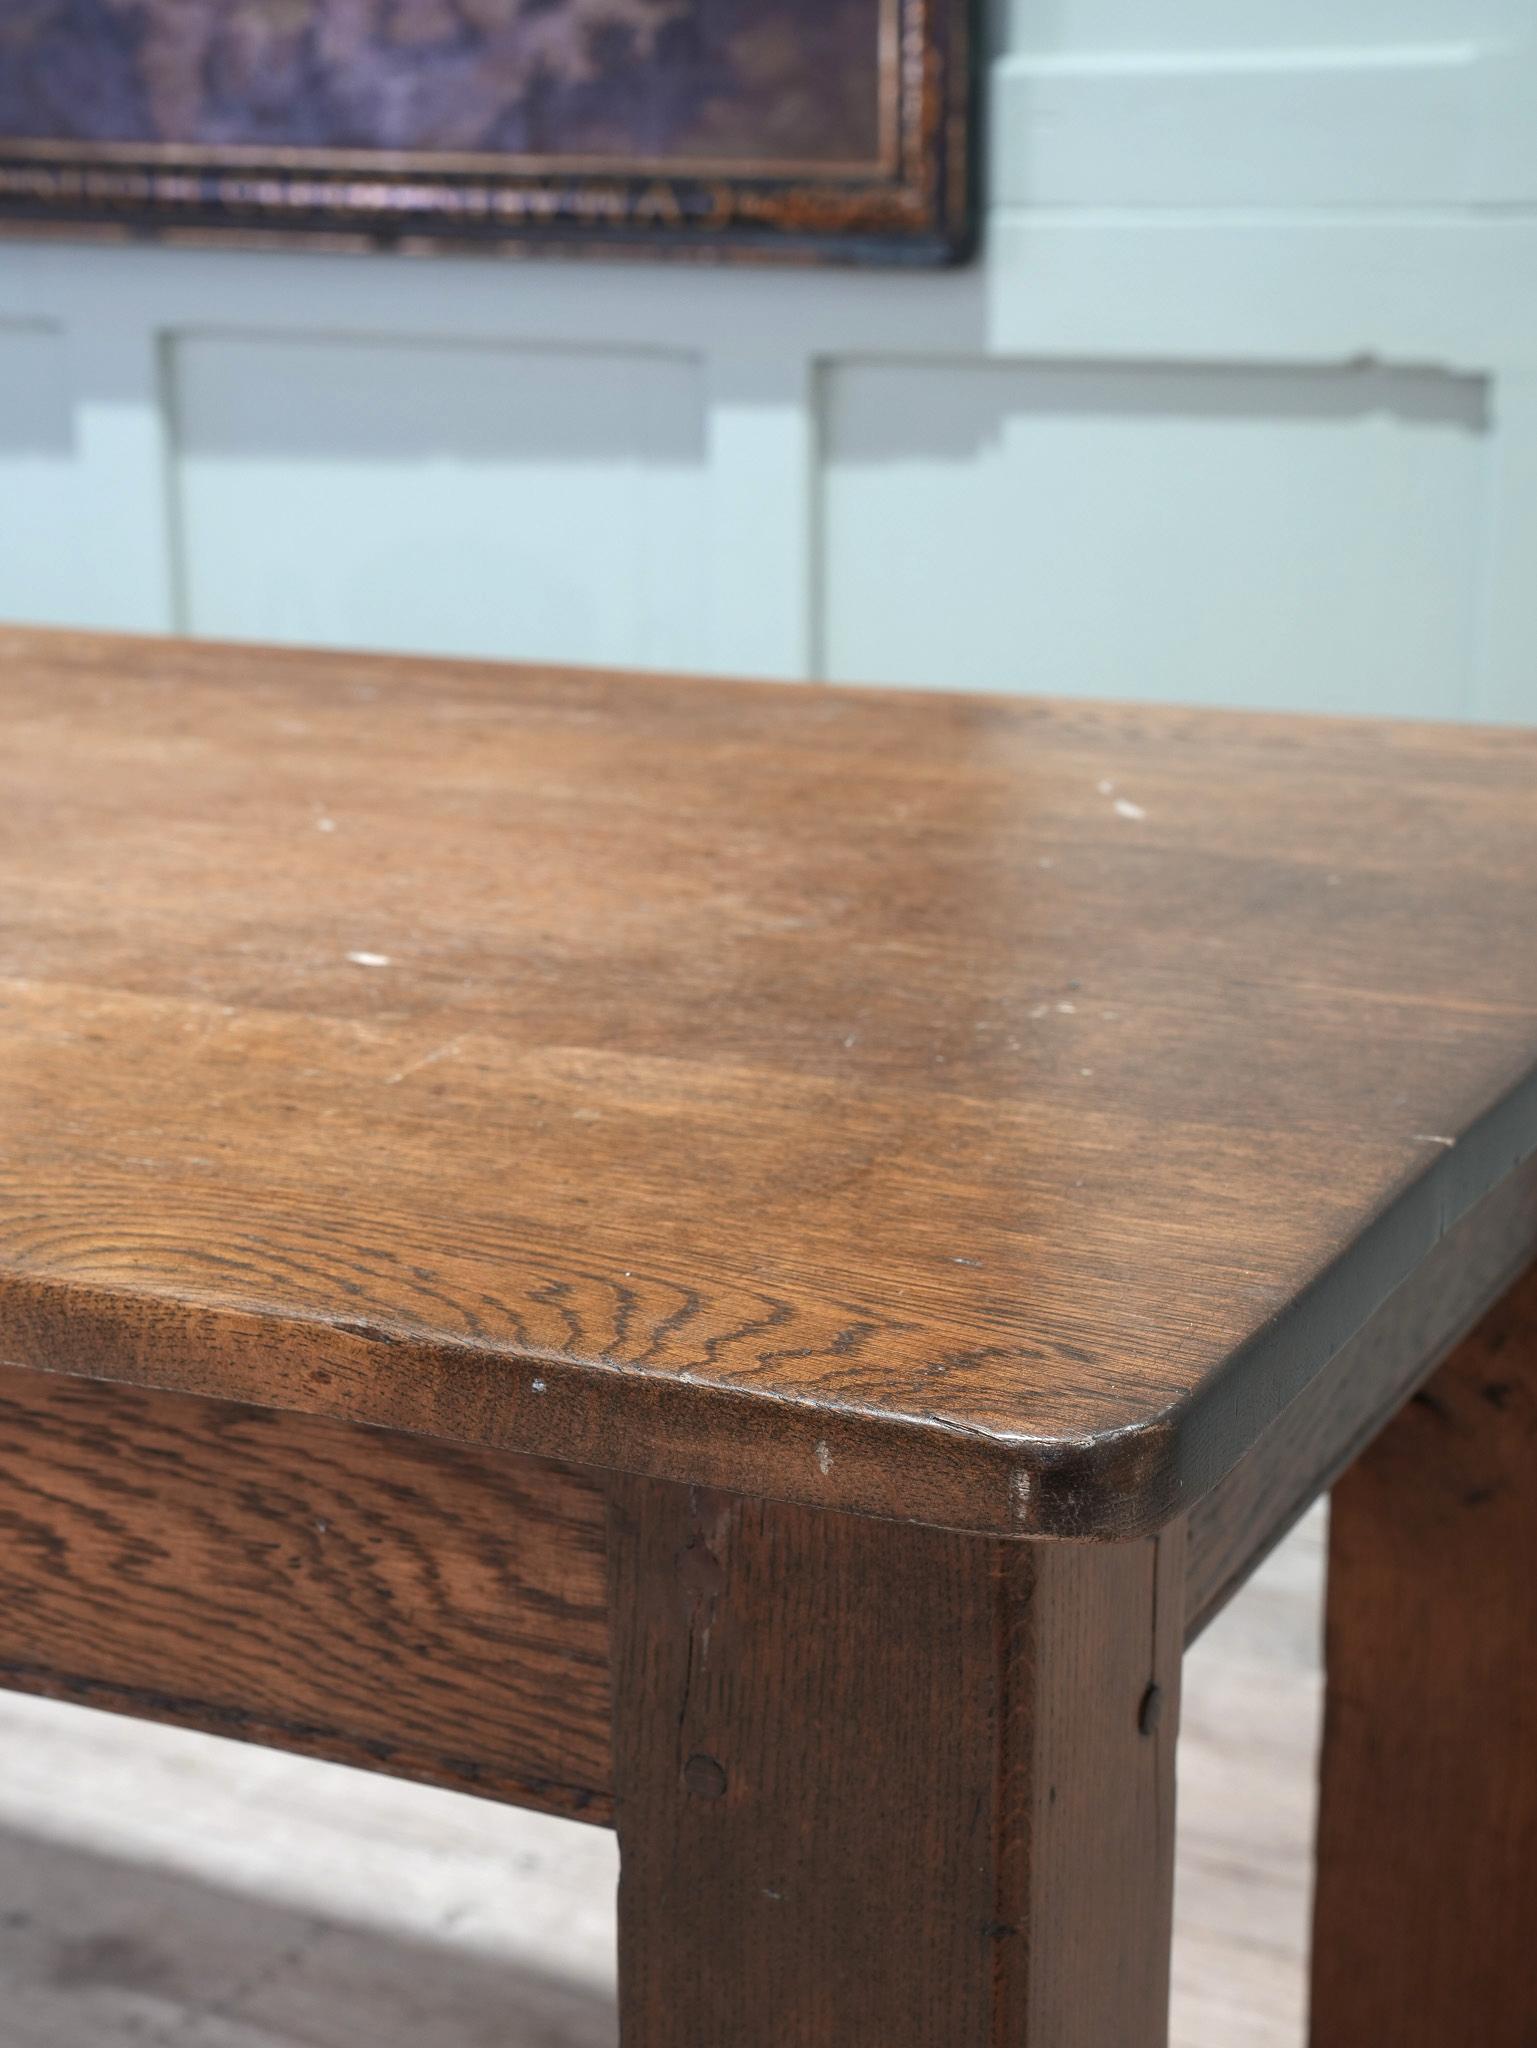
(0, 0, 974, 263)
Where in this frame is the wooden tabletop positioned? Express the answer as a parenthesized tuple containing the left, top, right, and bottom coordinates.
(4, 627, 1536, 1537)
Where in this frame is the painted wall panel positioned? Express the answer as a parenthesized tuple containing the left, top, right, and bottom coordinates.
(0, 0, 1534, 724)
(171, 335, 709, 673)
(0, 325, 82, 628)
(1000, 0, 1519, 55)
(989, 47, 1495, 210)
(821, 359, 1490, 717)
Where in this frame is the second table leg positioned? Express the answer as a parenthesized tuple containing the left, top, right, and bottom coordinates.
(1311, 1261, 1537, 2046)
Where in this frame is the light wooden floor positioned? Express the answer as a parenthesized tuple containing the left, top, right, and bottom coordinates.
(0, 1506, 1327, 2047)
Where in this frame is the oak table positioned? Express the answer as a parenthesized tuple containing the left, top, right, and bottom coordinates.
(3, 627, 1536, 2045)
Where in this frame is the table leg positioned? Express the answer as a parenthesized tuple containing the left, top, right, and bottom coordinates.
(606, 1477, 1184, 2046)
(1312, 1262, 1537, 2046)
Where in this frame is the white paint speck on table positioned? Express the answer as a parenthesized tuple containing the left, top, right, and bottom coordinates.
(0, 1510, 1326, 2047)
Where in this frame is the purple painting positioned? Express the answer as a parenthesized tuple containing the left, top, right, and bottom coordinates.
(0, 0, 972, 259)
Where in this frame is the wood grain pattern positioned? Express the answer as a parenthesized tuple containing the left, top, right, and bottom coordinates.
(607, 1476, 1185, 2044)
(0, 1503, 1331, 2048)
(0, 1364, 612, 1819)
(1184, 1151, 1537, 1639)
(5, 625, 1537, 1535)
(1310, 1262, 1537, 2047)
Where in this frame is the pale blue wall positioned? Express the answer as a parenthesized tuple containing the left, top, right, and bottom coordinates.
(3, 0, 1536, 721)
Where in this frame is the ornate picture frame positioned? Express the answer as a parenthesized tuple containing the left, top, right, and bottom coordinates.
(0, 0, 974, 264)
